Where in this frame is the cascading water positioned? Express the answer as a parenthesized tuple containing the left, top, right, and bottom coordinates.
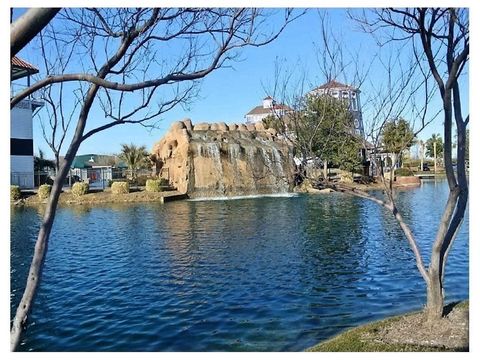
(228, 143, 240, 163)
(198, 142, 226, 194)
(156, 124, 294, 198)
(271, 148, 288, 192)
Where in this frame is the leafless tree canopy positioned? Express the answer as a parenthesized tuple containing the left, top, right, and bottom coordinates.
(266, 8, 469, 322)
(349, 8, 469, 320)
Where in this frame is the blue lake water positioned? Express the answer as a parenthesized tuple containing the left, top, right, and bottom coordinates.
(10, 179, 468, 351)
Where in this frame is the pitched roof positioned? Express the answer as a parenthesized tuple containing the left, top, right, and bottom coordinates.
(71, 154, 127, 169)
(263, 96, 273, 100)
(11, 56, 39, 80)
(312, 80, 356, 91)
(245, 103, 292, 116)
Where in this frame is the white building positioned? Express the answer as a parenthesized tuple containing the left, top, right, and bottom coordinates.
(11, 56, 43, 188)
(309, 80, 365, 138)
(244, 96, 292, 124)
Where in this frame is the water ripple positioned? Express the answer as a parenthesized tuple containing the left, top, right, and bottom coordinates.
(11, 180, 468, 351)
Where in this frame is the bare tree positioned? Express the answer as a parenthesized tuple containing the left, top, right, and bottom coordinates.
(268, 8, 463, 328)
(10, 8, 303, 351)
(346, 8, 469, 321)
(37, 28, 81, 170)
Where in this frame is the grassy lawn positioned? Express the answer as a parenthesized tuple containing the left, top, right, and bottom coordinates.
(307, 301, 468, 352)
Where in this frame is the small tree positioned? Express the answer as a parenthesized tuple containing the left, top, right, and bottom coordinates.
(425, 133, 444, 162)
(381, 117, 416, 169)
(275, 92, 357, 181)
(334, 134, 364, 176)
(119, 144, 150, 181)
(304, 94, 357, 179)
(34, 148, 56, 172)
(262, 114, 284, 133)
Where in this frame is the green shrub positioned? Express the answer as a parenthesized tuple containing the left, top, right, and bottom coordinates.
(38, 184, 52, 200)
(145, 179, 161, 192)
(71, 182, 89, 197)
(111, 181, 129, 194)
(145, 178, 169, 192)
(395, 168, 414, 177)
(11, 186, 21, 201)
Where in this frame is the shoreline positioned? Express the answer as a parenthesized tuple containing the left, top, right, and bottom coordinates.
(306, 300, 469, 352)
(11, 180, 425, 207)
(11, 188, 185, 207)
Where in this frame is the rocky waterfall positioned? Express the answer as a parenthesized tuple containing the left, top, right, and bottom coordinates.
(152, 119, 294, 198)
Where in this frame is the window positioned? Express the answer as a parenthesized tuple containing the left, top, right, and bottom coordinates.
(342, 91, 349, 98)
(351, 97, 357, 111)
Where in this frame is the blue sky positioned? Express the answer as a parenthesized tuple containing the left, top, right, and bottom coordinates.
(13, 8, 467, 158)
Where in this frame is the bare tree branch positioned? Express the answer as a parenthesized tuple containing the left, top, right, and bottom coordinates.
(11, 8, 60, 57)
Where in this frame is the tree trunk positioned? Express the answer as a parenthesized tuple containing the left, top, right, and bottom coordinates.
(426, 270, 444, 320)
(11, 79, 102, 351)
(10, 160, 70, 351)
(323, 159, 328, 180)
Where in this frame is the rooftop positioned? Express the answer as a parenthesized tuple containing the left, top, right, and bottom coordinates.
(11, 56, 39, 81)
(71, 154, 127, 169)
(245, 103, 292, 116)
(312, 80, 357, 92)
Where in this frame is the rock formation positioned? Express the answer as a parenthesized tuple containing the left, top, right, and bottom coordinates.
(152, 118, 295, 198)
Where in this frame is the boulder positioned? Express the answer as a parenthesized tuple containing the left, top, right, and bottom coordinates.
(267, 128, 278, 137)
(170, 121, 186, 131)
(167, 139, 178, 149)
(217, 122, 228, 131)
(254, 122, 265, 131)
(193, 122, 210, 131)
(182, 118, 193, 130)
(238, 124, 248, 131)
(246, 123, 256, 131)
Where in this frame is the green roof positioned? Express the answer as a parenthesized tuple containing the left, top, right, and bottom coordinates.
(71, 154, 127, 169)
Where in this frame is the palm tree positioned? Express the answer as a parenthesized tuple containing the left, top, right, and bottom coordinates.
(425, 134, 444, 169)
(118, 143, 150, 181)
(34, 148, 56, 172)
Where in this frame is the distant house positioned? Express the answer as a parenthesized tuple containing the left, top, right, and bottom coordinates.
(70, 154, 127, 187)
(309, 80, 365, 138)
(244, 96, 292, 124)
(10, 56, 44, 188)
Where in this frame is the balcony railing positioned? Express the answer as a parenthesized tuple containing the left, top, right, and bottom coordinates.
(10, 82, 42, 100)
